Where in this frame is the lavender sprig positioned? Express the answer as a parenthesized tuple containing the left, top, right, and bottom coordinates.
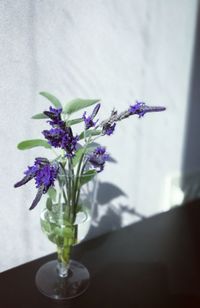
(14, 93, 166, 213)
(14, 158, 59, 210)
(100, 101, 166, 135)
(42, 110, 79, 157)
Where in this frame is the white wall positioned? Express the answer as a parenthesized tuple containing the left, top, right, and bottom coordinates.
(0, 0, 198, 271)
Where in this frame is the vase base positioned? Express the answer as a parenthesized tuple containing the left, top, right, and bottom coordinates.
(35, 259, 90, 300)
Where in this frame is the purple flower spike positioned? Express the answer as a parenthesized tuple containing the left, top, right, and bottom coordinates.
(29, 186, 44, 210)
(14, 157, 46, 188)
(42, 127, 79, 157)
(42, 128, 65, 148)
(88, 146, 109, 172)
(83, 103, 101, 130)
(35, 162, 58, 193)
(14, 158, 59, 209)
(129, 101, 166, 118)
(61, 128, 79, 158)
(44, 106, 64, 127)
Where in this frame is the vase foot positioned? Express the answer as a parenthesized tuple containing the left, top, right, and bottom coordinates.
(35, 259, 90, 300)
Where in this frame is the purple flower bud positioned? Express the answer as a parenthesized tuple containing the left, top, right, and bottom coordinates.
(82, 112, 94, 130)
(104, 123, 116, 136)
(44, 106, 64, 127)
(88, 146, 109, 172)
(91, 103, 101, 118)
(129, 101, 166, 118)
(83, 104, 101, 130)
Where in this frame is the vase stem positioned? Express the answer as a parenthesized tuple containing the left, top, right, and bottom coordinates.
(57, 260, 69, 278)
(57, 245, 71, 278)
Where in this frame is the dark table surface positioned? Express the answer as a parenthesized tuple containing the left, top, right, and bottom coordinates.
(1, 201, 200, 308)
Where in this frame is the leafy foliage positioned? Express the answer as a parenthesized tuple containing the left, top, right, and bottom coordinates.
(31, 113, 48, 119)
(67, 118, 83, 126)
(79, 129, 102, 140)
(17, 139, 51, 150)
(64, 98, 100, 114)
(80, 170, 97, 186)
(39, 92, 62, 108)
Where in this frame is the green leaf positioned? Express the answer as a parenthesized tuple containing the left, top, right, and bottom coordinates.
(67, 118, 83, 126)
(62, 226, 74, 237)
(47, 187, 57, 201)
(41, 220, 51, 234)
(87, 142, 101, 150)
(79, 129, 102, 140)
(72, 147, 85, 167)
(39, 92, 62, 108)
(17, 139, 51, 150)
(46, 197, 53, 211)
(63, 98, 100, 114)
(80, 170, 97, 186)
(31, 113, 48, 119)
(72, 142, 101, 167)
(48, 233, 57, 244)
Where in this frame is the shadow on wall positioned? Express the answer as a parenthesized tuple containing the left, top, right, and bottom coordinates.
(181, 2, 200, 203)
(86, 181, 146, 240)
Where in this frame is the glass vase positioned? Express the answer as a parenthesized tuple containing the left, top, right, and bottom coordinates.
(35, 175, 97, 300)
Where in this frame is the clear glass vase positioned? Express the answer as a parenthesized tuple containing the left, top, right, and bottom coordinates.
(35, 175, 97, 300)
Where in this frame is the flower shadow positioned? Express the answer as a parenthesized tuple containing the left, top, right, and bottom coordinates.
(85, 181, 146, 240)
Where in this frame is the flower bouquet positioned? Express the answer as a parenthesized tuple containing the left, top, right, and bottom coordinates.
(14, 92, 165, 299)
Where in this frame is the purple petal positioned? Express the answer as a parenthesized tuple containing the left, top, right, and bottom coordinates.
(29, 185, 44, 210)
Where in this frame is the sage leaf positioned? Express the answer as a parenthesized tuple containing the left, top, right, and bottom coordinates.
(67, 118, 83, 126)
(63, 98, 100, 114)
(79, 129, 102, 140)
(46, 197, 53, 211)
(31, 113, 48, 119)
(72, 142, 101, 167)
(39, 92, 62, 108)
(48, 233, 57, 244)
(17, 139, 51, 150)
(80, 170, 97, 186)
(41, 220, 51, 233)
(87, 142, 101, 150)
(47, 187, 57, 201)
(72, 147, 85, 167)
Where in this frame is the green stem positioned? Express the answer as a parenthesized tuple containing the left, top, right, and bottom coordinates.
(62, 187, 67, 204)
(58, 163, 68, 209)
(68, 159, 73, 222)
(69, 132, 95, 223)
(57, 245, 71, 265)
(69, 158, 76, 223)
(56, 224, 78, 277)
(75, 158, 87, 206)
(72, 134, 95, 216)
(72, 153, 84, 221)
